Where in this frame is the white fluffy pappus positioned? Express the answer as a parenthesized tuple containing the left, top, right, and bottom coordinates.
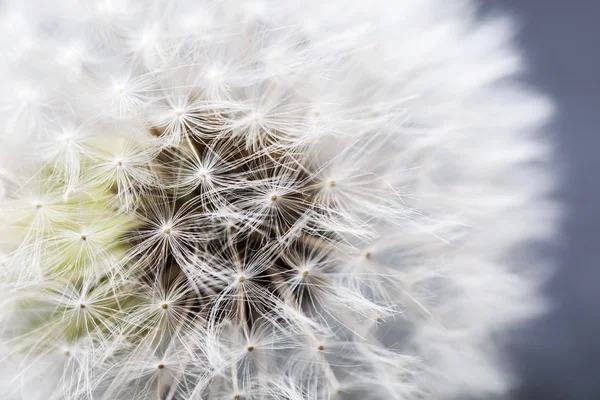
(0, 0, 558, 399)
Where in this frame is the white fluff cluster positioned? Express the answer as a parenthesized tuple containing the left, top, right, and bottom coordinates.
(0, 0, 557, 399)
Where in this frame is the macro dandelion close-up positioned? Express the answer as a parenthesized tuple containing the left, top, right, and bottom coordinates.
(0, 0, 563, 399)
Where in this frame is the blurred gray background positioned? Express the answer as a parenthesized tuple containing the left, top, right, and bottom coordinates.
(482, 1, 600, 399)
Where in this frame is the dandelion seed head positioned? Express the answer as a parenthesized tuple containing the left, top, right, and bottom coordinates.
(0, 0, 557, 399)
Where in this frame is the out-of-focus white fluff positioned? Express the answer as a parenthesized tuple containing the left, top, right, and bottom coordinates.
(0, 0, 557, 399)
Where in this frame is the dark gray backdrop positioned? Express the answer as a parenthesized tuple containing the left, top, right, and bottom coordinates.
(483, 1, 599, 399)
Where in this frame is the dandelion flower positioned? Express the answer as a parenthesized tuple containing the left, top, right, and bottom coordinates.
(0, 0, 557, 399)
